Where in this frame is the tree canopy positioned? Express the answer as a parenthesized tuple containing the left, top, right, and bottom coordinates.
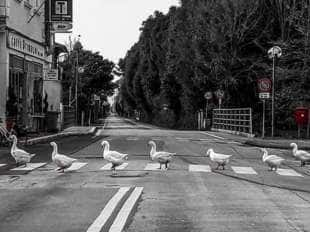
(118, 0, 310, 133)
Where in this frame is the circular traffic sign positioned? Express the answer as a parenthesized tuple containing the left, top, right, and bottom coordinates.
(204, 92, 213, 100)
(257, 78, 271, 92)
(215, 90, 224, 99)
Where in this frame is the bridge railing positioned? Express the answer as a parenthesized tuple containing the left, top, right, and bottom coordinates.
(212, 108, 253, 137)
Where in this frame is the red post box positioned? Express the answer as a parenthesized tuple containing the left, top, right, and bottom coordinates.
(294, 107, 309, 125)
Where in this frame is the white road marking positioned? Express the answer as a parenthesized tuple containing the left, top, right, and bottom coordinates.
(86, 187, 131, 232)
(201, 132, 225, 140)
(10, 163, 47, 171)
(66, 162, 88, 171)
(176, 137, 191, 140)
(276, 169, 303, 177)
(144, 163, 161, 171)
(189, 165, 211, 172)
(101, 163, 128, 170)
(151, 137, 162, 140)
(0, 164, 6, 168)
(109, 187, 144, 232)
(95, 129, 103, 137)
(126, 137, 138, 141)
(231, 166, 257, 175)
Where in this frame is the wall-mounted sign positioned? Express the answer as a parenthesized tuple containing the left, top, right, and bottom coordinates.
(50, 0, 73, 22)
(45, 69, 58, 80)
(51, 22, 72, 33)
(7, 32, 45, 59)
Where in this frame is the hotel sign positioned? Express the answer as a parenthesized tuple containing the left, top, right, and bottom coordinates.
(50, 0, 73, 22)
(7, 32, 45, 59)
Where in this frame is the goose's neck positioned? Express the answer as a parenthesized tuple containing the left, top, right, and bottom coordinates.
(52, 145, 58, 158)
(150, 144, 156, 157)
(11, 138, 17, 152)
(103, 142, 110, 156)
(292, 146, 297, 155)
(262, 151, 268, 162)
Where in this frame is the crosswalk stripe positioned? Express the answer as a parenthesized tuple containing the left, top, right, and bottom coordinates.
(100, 163, 128, 170)
(66, 162, 88, 171)
(144, 163, 161, 170)
(276, 168, 303, 177)
(10, 163, 47, 171)
(109, 187, 144, 232)
(0, 164, 6, 168)
(231, 166, 257, 175)
(87, 187, 131, 232)
(188, 165, 211, 172)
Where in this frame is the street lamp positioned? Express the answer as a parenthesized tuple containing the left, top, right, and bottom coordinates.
(268, 46, 282, 137)
(73, 35, 82, 125)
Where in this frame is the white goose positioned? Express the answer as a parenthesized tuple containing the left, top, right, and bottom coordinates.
(148, 141, 175, 170)
(261, 148, 284, 171)
(290, 143, 310, 167)
(50, 142, 77, 172)
(101, 140, 128, 174)
(206, 148, 231, 170)
(10, 135, 35, 166)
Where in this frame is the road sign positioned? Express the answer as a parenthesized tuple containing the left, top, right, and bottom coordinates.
(204, 92, 212, 100)
(50, 0, 73, 22)
(259, 93, 270, 99)
(268, 46, 282, 59)
(45, 69, 58, 80)
(257, 78, 271, 93)
(215, 90, 224, 99)
(51, 22, 73, 33)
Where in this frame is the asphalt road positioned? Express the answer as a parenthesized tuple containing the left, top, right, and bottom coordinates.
(0, 115, 310, 232)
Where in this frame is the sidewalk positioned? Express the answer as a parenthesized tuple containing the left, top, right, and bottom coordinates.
(244, 137, 310, 150)
(20, 126, 96, 145)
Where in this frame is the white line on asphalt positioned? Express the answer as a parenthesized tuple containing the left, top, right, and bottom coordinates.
(144, 163, 161, 171)
(95, 129, 102, 137)
(109, 187, 144, 232)
(66, 162, 88, 171)
(0, 164, 6, 168)
(276, 168, 303, 177)
(101, 163, 128, 170)
(10, 163, 47, 171)
(86, 187, 131, 232)
(175, 137, 191, 140)
(188, 165, 211, 172)
(201, 132, 225, 140)
(151, 137, 162, 140)
(126, 137, 138, 141)
(231, 166, 257, 175)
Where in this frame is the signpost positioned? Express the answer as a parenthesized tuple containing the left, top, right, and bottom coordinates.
(49, 0, 73, 33)
(258, 78, 271, 138)
(204, 92, 212, 129)
(215, 90, 224, 109)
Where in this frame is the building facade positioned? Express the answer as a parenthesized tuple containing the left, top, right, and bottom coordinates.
(0, 0, 62, 132)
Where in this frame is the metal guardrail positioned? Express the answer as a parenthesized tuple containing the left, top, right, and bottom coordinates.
(212, 108, 253, 136)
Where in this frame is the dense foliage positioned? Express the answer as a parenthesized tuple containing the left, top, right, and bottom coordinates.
(118, 0, 310, 133)
(61, 42, 117, 124)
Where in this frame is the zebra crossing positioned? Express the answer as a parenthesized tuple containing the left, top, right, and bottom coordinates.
(0, 161, 305, 178)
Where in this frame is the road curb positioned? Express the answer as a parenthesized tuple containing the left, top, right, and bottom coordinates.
(21, 127, 97, 145)
(244, 139, 310, 150)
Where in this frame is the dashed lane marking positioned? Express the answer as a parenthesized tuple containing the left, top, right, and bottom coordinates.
(100, 163, 129, 170)
(66, 162, 88, 171)
(126, 137, 138, 141)
(10, 163, 47, 171)
(144, 163, 161, 171)
(109, 187, 144, 232)
(86, 187, 131, 232)
(276, 168, 303, 177)
(231, 166, 257, 175)
(189, 165, 211, 172)
(201, 132, 225, 140)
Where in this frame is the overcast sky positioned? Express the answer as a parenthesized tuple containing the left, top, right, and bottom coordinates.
(56, 0, 180, 63)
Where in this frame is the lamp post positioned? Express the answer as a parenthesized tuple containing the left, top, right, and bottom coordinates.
(268, 46, 282, 137)
(73, 35, 82, 125)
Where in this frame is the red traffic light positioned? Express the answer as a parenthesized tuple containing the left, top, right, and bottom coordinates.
(294, 107, 309, 125)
